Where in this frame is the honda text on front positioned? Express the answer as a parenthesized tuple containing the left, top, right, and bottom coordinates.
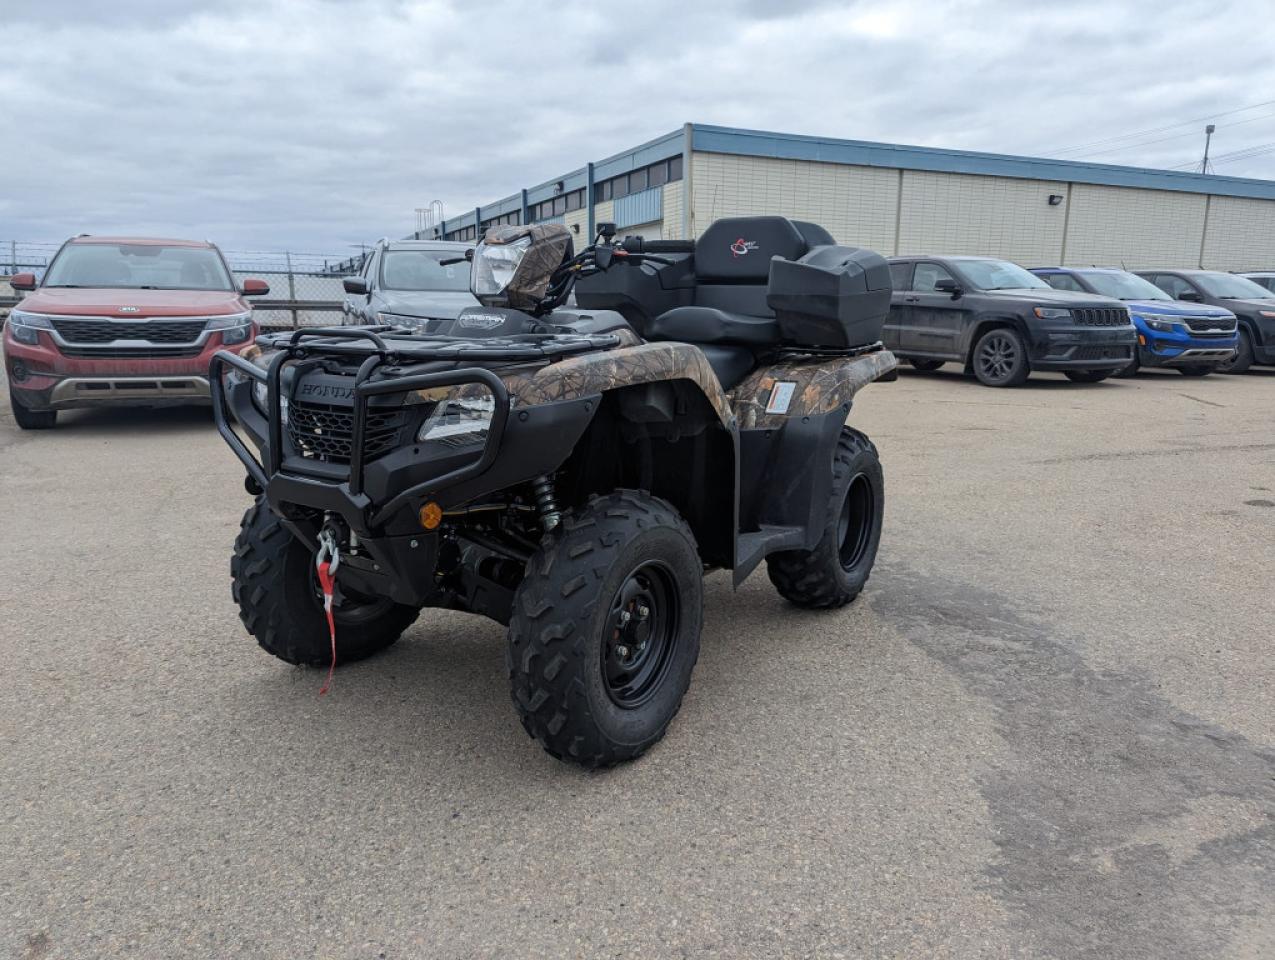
(4, 236, 268, 429)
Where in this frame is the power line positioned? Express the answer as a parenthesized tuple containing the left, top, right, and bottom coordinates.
(1167, 140, 1275, 170)
(1046, 98, 1275, 157)
(1059, 110, 1275, 162)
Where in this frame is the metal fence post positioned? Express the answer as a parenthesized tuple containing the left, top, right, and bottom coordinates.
(285, 252, 298, 328)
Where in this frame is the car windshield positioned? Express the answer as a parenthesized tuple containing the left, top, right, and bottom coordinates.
(1194, 272, 1275, 299)
(1079, 271, 1170, 301)
(43, 243, 234, 291)
(380, 249, 471, 291)
(954, 259, 1049, 291)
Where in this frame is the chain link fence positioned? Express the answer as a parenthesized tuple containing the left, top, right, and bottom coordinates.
(1, 240, 358, 329)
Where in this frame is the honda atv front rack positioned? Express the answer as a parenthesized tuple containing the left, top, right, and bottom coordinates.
(210, 336, 517, 528)
(260, 325, 623, 364)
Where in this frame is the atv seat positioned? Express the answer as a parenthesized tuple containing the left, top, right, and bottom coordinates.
(645, 216, 816, 389)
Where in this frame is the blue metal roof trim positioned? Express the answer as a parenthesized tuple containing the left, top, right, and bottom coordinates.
(446, 129, 687, 229)
(525, 169, 588, 206)
(690, 124, 1275, 200)
(613, 186, 664, 229)
(593, 128, 685, 182)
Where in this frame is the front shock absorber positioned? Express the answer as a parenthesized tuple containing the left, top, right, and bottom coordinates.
(531, 474, 562, 532)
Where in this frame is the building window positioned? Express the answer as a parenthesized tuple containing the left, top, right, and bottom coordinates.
(669, 155, 682, 182)
(597, 180, 612, 201)
(629, 167, 648, 192)
(649, 161, 668, 187)
(611, 173, 630, 200)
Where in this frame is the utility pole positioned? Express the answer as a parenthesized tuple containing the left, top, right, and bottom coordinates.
(1200, 124, 1215, 174)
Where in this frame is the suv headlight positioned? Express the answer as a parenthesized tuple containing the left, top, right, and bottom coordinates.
(1136, 314, 1186, 334)
(378, 311, 431, 332)
(1032, 306, 1072, 320)
(417, 389, 497, 447)
(208, 312, 254, 345)
(6, 309, 53, 345)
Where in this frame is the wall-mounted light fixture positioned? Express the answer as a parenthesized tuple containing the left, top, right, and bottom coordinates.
(554, 180, 565, 195)
(1048, 194, 1064, 206)
(571, 223, 580, 234)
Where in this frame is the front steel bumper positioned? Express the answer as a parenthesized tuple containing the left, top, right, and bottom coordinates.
(210, 328, 599, 604)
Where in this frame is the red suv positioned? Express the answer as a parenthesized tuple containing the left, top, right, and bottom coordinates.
(4, 236, 268, 429)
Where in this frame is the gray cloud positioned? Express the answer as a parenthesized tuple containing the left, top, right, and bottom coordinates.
(2, 0, 1272, 255)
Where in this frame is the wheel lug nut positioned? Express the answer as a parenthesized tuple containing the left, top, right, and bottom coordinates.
(615, 644, 630, 658)
(637, 605, 649, 619)
(619, 611, 631, 625)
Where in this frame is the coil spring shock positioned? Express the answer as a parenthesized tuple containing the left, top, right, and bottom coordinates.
(531, 474, 561, 532)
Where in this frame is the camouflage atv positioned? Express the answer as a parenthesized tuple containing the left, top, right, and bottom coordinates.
(212, 215, 897, 767)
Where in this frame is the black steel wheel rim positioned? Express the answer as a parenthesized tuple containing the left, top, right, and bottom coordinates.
(977, 333, 1018, 381)
(836, 473, 875, 571)
(602, 560, 680, 709)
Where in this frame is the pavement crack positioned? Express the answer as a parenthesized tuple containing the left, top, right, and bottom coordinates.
(1178, 393, 1226, 408)
(1033, 441, 1275, 465)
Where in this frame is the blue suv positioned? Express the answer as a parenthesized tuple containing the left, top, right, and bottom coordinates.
(1031, 267, 1237, 376)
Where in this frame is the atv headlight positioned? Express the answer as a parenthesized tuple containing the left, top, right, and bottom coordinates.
(7, 309, 53, 345)
(417, 389, 496, 447)
(208, 312, 254, 345)
(471, 235, 532, 298)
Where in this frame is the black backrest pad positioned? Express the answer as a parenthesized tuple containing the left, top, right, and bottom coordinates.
(792, 221, 836, 247)
(694, 216, 808, 281)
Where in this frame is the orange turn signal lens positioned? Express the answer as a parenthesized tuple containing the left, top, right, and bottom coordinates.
(419, 502, 443, 529)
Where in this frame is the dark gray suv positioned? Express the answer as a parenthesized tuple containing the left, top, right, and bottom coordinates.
(884, 256, 1136, 386)
(342, 239, 476, 330)
(1135, 269, 1275, 373)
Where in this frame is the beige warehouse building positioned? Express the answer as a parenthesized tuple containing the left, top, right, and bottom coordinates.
(425, 123, 1275, 271)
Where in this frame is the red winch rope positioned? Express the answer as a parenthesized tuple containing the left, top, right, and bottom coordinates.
(316, 558, 338, 696)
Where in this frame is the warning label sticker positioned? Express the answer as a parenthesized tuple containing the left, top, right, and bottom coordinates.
(765, 381, 797, 415)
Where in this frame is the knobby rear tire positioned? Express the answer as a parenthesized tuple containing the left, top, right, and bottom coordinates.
(766, 427, 884, 609)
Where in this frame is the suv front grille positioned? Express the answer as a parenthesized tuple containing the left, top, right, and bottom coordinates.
(59, 345, 204, 359)
(1183, 316, 1237, 335)
(1072, 345, 1131, 361)
(1072, 308, 1129, 326)
(287, 400, 410, 464)
(50, 318, 208, 344)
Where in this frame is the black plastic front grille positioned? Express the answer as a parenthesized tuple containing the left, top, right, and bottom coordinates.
(287, 400, 410, 464)
(1072, 345, 1131, 361)
(1183, 316, 1237, 335)
(1072, 308, 1129, 326)
(58, 345, 204, 359)
(50, 318, 208, 344)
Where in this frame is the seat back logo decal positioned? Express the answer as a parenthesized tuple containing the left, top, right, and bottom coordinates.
(731, 238, 758, 258)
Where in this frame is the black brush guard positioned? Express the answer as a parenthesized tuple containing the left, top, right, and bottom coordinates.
(210, 327, 512, 534)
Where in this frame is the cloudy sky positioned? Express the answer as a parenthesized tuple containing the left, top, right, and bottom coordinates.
(3, 0, 1273, 257)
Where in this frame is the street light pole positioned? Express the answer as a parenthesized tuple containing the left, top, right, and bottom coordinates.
(1201, 124, 1215, 174)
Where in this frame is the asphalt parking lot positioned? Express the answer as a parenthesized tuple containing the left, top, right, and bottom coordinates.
(3, 366, 1274, 960)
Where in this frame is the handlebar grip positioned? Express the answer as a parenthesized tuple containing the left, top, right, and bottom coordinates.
(620, 237, 695, 254)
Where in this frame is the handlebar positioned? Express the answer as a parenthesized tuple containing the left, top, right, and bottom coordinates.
(620, 237, 696, 254)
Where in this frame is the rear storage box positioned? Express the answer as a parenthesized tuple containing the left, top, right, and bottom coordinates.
(767, 246, 892, 349)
